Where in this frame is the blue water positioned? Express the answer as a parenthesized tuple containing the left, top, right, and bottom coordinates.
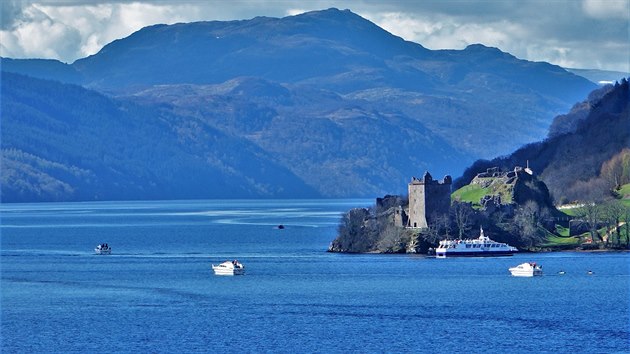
(1, 200, 629, 353)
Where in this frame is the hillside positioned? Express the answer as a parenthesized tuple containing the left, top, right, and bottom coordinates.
(1, 73, 317, 202)
(1, 8, 598, 201)
(456, 79, 630, 203)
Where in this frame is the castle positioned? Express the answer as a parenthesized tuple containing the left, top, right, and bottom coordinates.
(407, 171, 452, 228)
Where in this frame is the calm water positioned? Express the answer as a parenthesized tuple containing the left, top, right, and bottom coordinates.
(1, 200, 629, 353)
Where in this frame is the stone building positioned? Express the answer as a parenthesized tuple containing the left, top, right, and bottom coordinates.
(407, 171, 452, 228)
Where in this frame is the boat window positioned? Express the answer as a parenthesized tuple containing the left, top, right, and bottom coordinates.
(466, 245, 471, 248)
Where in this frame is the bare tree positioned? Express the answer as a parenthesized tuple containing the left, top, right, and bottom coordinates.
(512, 201, 549, 247)
(623, 205, 630, 249)
(451, 201, 473, 239)
(601, 148, 630, 191)
(602, 200, 626, 247)
(376, 224, 405, 253)
(575, 203, 603, 243)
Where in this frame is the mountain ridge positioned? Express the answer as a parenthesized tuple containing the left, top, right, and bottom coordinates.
(0, 8, 601, 201)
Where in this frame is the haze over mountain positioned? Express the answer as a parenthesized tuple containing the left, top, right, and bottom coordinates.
(1, 9, 599, 202)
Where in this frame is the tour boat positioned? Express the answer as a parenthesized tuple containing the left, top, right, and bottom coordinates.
(435, 227, 518, 258)
(94, 243, 112, 255)
(509, 262, 543, 277)
(212, 260, 245, 275)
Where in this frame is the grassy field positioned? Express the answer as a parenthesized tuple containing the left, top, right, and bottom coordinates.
(542, 234, 581, 247)
(618, 183, 630, 196)
(451, 184, 490, 207)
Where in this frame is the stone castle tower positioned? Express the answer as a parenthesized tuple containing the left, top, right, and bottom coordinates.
(407, 171, 452, 228)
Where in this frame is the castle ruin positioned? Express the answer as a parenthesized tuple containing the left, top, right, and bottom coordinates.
(407, 171, 452, 228)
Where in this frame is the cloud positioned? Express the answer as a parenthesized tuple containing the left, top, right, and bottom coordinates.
(369, 12, 522, 51)
(582, 0, 629, 19)
(286, 8, 309, 16)
(0, 2, 204, 62)
(0, 4, 82, 60)
(1, 0, 26, 30)
(360, 3, 629, 72)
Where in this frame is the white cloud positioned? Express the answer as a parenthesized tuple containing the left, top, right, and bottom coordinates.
(367, 12, 524, 54)
(0, 2, 204, 62)
(582, 0, 629, 19)
(362, 9, 629, 72)
(286, 8, 308, 16)
(0, 4, 82, 60)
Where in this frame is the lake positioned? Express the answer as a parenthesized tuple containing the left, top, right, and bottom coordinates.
(1, 199, 629, 353)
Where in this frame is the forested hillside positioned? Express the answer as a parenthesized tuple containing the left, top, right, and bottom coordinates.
(1, 73, 316, 202)
(456, 79, 630, 203)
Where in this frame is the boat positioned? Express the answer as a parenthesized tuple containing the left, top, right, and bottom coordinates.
(509, 262, 543, 277)
(435, 227, 518, 258)
(94, 243, 112, 255)
(212, 260, 245, 275)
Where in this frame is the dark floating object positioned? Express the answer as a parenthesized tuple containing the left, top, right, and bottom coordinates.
(277, 224, 285, 229)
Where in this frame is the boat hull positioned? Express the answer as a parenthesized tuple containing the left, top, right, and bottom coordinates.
(509, 270, 542, 277)
(212, 264, 245, 276)
(212, 268, 244, 276)
(94, 249, 112, 255)
(435, 250, 516, 258)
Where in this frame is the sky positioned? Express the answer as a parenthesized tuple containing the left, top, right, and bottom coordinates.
(1, 0, 629, 72)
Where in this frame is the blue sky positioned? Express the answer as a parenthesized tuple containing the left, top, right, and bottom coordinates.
(1, 0, 628, 72)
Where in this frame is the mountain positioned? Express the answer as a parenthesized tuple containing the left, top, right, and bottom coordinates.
(1, 72, 317, 202)
(455, 78, 630, 203)
(0, 9, 599, 201)
(0, 58, 82, 84)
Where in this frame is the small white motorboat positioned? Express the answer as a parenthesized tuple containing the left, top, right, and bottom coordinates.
(509, 262, 542, 277)
(94, 243, 112, 255)
(212, 260, 245, 275)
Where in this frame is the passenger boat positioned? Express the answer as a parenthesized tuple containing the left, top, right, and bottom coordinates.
(509, 262, 543, 277)
(212, 260, 245, 275)
(94, 243, 112, 255)
(435, 227, 518, 258)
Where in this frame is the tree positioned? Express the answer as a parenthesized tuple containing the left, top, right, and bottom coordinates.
(451, 201, 474, 239)
(623, 205, 630, 249)
(602, 200, 626, 247)
(575, 203, 603, 243)
(332, 208, 372, 252)
(601, 148, 630, 191)
(376, 224, 406, 253)
(512, 201, 549, 247)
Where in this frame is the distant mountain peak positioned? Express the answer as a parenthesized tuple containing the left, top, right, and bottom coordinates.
(464, 43, 502, 52)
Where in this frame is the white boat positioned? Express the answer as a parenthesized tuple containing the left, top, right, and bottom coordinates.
(94, 243, 112, 255)
(212, 260, 245, 275)
(435, 227, 518, 258)
(509, 262, 543, 277)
